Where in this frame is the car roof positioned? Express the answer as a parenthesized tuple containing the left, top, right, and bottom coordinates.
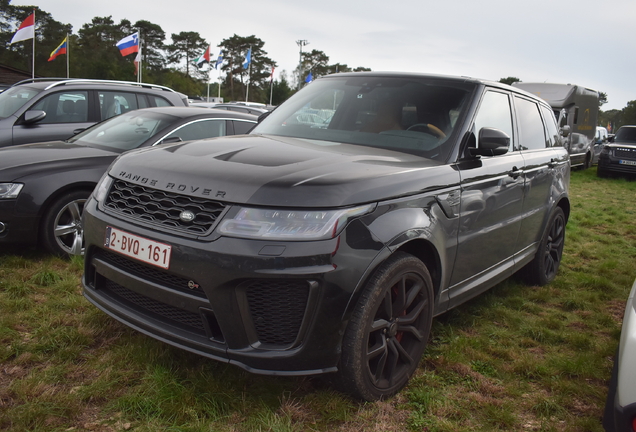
(133, 106, 258, 121)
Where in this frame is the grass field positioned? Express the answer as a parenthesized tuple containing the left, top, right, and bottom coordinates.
(1, 167, 635, 432)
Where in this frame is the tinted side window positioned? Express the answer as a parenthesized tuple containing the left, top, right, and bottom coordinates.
(233, 120, 255, 135)
(150, 96, 171, 107)
(540, 105, 561, 147)
(99, 91, 139, 120)
(473, 91, 514, 151)
(32, 91, 88, 124)
(161, 119, 226, 142)
(514, 97, 547, 150)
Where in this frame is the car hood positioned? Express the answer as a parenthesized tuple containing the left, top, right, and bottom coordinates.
(108, 134, 458, 207)
(610, 141, 636, 149)
(0, 140, 118, 181)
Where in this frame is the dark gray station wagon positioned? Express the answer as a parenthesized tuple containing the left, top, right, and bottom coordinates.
(82, 72, 570, 401)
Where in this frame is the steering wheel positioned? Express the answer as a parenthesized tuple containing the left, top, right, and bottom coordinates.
(406, 123, 446, 138)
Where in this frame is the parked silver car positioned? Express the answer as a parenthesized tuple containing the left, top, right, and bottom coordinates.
(0, 78, 188, 148)
(604, 279, 636, 432)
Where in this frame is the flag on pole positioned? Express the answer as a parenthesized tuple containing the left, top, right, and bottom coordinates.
(305, 71, 313, 83)
(48, 37, 67, 61)
(242, 48, 252, 69)
(214, 49, 223, 69)
(134, 50, 141, 76)
(270, 67, 275, 83)
(116, 32, 139, 56)
(194, 45, 211, 68)
(10, 12, 35, 44)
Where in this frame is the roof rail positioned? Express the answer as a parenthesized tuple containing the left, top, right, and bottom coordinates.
(11, 78, 177, 93)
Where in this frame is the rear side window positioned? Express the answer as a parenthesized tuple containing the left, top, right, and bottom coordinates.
(540, 105, 561, 147)
(161, 119, 227, 142)
(473, 90, 514, 151)
(99, 91, 139, 120)
(31, 91, 88, 124)
(514, 97, 547, 150)
(150, 96, 172, 107)
(233, 120, 255, 135)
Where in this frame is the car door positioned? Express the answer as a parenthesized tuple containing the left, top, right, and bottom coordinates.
(12, 90, 93, 145)
(449, 89, 525, 307)
(513, 96, 561, 256)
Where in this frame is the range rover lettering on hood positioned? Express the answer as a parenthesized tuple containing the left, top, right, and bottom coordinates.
(117, 171, 226, 198)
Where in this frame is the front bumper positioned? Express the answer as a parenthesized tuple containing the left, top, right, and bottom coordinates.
(0, 200, 39, 245)
(598, 149, 636, 176)
(82, 197, 386, 375)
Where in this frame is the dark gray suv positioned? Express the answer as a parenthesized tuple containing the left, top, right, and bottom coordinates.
(82, 72, 570, 401)
(0, 79, 188, 147)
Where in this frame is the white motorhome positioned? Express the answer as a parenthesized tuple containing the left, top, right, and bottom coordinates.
(513, 82, 599, 168)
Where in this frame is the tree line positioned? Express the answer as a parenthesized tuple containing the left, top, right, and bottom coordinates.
(0, 1, 371, 104)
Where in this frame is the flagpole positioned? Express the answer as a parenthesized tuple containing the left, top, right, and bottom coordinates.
(269, 68, 274, 106)
(138, 31, 142, 83)
(245, 46, 251, 102)
(31, 9, 35, 79)
(66, 33, 69, 78)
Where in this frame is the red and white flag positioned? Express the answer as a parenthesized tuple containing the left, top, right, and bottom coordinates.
(10, 12, 35, 44)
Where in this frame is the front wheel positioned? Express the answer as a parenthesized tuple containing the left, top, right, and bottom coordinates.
(522, 207, 566, 286)
(335, 252, 434, 401)
(41, 190, 90, 256)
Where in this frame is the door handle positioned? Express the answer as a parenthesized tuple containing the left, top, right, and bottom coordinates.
(508, 166, 521, 179)
(548, 158, 557, 168)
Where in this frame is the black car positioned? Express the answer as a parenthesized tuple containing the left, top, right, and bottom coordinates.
(0, 78, 188, 148)
(598, 125, 636, 178)
(82, 72, 570, 401)
(0, 107, 256, 256)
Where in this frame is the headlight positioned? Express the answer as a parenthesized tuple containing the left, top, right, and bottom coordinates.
(93, 175, 113, 203)
(0, 183, 23, 199)
(217, 204, 375, 240)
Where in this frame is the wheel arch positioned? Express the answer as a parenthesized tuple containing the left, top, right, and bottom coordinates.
(37, 182, 97, 233)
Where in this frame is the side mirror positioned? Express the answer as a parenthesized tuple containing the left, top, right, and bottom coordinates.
(257, 111, 272, 123)
(23, 110, 46, 125)
(469, 127, 510, 157)
(560, 125, 571, 138)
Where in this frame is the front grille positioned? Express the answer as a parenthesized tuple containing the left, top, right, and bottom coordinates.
(104, 179, 227, 236)
(614, 147, 636, 160)
(95, 249, 206, 297)
(103, 278, 206, 333)
(246, 280, 310, 346)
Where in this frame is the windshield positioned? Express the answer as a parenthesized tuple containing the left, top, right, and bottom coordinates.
(68, 110, 178, 151)
(0, 85, 40, 119)
(615, 127, 636, 143)
(251, 75, 473, 161)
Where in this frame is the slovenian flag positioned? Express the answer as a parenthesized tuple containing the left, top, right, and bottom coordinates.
(116, 32, 139, 57)
(10, 12, 35, 44)
(48, 37, 67, 61)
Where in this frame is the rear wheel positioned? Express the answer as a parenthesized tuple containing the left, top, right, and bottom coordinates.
(522, 207, 565, 286)
(41, 190, 89, 256)
(335, 252, 434, 401)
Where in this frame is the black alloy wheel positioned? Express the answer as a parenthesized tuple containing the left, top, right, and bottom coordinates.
(335, 252, 434, 401)
(523, 206, 566, 286)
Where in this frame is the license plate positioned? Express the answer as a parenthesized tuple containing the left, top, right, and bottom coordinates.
(619, 160, 636, 166)
(105, 226, 171, 269)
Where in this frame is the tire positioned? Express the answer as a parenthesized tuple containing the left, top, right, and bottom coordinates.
(522, 207, 566, 286)
(335, 252, 434, 401)
(583, 153, 592, 170)
(41, 190, 89, 256)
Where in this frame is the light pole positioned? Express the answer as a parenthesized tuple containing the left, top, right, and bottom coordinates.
(296, 39, 309, 90)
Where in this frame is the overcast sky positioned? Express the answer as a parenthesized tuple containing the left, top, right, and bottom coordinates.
(12, 0, 636, 110)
